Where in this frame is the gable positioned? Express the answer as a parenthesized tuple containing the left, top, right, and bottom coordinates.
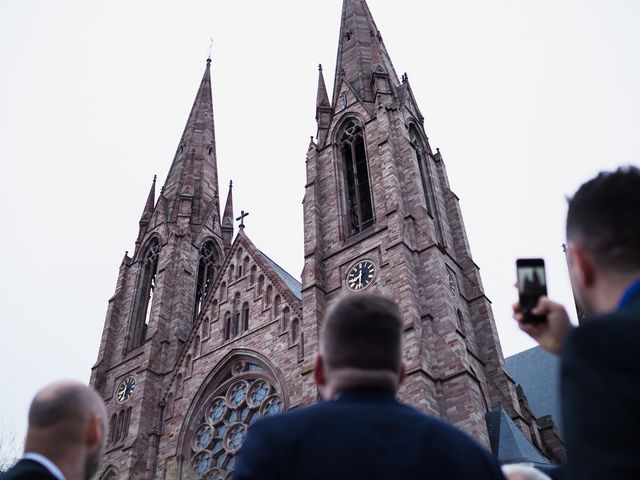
(162, 230, 303, 400)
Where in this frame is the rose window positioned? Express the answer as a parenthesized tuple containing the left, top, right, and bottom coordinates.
(190, 369, 284, 479)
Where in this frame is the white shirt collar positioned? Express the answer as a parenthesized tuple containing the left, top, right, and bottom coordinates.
(23, 452, 65, 480)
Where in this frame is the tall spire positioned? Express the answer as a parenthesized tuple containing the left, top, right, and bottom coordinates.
(316, 64, 330, 109)
(316, 64, 332, 144)
(136, 175, 156, 246)
(332, 0, 400, 106)
(140, 175, 156, 223)
(160, 59, 220, 224)
(221, 181, 234, 251)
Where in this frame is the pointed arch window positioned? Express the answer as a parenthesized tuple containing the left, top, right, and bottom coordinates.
(183, 357, 285, 479)
(243, 257, 250, 279)
(242, 302, 250, 332)
(123, 407, 132, 440)
(409, 125, 436, 217)
(257, 275, 265, 296)
(109, 414, 117, 444)
(341, 91, 349, 108)
(194, 241, 219, 323)
(224, 312, 232, 341)
(202, 317, 210, 339)
(281, 307, 290, 332)
(236, 250, 244, 279)
(233, 294, 241, 337)
(273, 295, 281, 318)
(340, 119, 374, 235)
(265, 285, 273, 307)
(128, 238, 160, 352)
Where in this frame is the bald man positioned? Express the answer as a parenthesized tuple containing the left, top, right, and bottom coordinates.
(1, 381, 107, 480)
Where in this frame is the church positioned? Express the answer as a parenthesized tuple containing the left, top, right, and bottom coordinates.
(90, 1, 564, 478)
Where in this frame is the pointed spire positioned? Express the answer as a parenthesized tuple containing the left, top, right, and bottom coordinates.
(316, 64, 330, 109)
(332, 0, 400, 106)
(140, 175, 156, 223)
(160, 59, 220, 223)
(221, 181, 234, 250)
(136, 175, 157, 247)
(316, 64, 332, 145)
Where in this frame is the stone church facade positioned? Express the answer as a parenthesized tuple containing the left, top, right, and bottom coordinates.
(90, 1, 563, 479)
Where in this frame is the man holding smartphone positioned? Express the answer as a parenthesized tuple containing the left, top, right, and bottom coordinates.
(513, 166, 640, 480)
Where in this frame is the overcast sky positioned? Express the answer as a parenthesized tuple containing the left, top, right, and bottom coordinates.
(1, 0, 638, 450)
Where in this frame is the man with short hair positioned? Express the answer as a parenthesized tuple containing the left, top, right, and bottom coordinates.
(234, 294, 505, 480)
(1, 380, 107, 480)
(514, 166, 640, 479)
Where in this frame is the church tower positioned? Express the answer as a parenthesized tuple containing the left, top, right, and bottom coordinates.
(90, 59, 230, 478)
(303, 0, 526, 445)
(92, 57, 307, 479)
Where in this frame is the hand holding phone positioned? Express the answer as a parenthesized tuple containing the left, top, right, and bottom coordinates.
(516, 258, 548, 324)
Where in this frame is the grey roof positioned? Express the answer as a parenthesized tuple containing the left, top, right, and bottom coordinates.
(261, 252, 302, 300)
(486, 409, 550, 466)
(506, 346, 563, 437)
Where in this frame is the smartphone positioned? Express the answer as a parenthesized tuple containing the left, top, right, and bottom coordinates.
(516, 258, 548, 324)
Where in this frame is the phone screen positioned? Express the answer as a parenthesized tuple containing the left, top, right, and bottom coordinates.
(517, 258, 548, 324)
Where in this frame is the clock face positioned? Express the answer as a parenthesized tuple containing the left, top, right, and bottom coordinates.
(347, 260, 376, 291)
(116, 376, 136, 404)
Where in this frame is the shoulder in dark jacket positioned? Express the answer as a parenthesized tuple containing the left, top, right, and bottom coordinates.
(1, 459, 57, 480)
(234, 391, 504, 480)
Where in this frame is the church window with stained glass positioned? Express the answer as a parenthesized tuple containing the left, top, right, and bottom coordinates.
(187, 360, 285, 479)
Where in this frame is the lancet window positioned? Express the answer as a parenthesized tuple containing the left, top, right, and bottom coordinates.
(233, 294, 241, 336)
(409, 125, 435, 217)
(224, 313, 232, 341)
(340, 119, 374, 235)
(127, 238, 160, 352)
(194, 241, 219, 323)
(242, 302, 250, 333)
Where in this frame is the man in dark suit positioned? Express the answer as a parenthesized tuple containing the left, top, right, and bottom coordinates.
(1, 380, 107, 480)
(234, 294, 505, 480)
(515, 166, 640, 479)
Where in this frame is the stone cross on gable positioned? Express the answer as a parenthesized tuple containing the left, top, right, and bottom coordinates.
(236, 211, 249, 229)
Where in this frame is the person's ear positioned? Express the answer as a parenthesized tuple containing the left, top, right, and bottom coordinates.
(398, 362, 406, 387)
(86, 415, 102, 449)
(313, 353, 326, 388)
(569, 242, 596, 289)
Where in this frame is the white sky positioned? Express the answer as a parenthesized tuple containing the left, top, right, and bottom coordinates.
(1, 0, 638, 451)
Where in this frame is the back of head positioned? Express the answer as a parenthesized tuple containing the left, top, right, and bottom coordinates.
(27, 380, 106, 448)
(567, 166, 640, 274)
(321, 293, 402, 373)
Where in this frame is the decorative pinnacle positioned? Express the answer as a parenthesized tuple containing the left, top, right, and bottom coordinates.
(318, 64, 323, 71)
(402, 72, 409, 84)
(229, 180, 233, 188)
